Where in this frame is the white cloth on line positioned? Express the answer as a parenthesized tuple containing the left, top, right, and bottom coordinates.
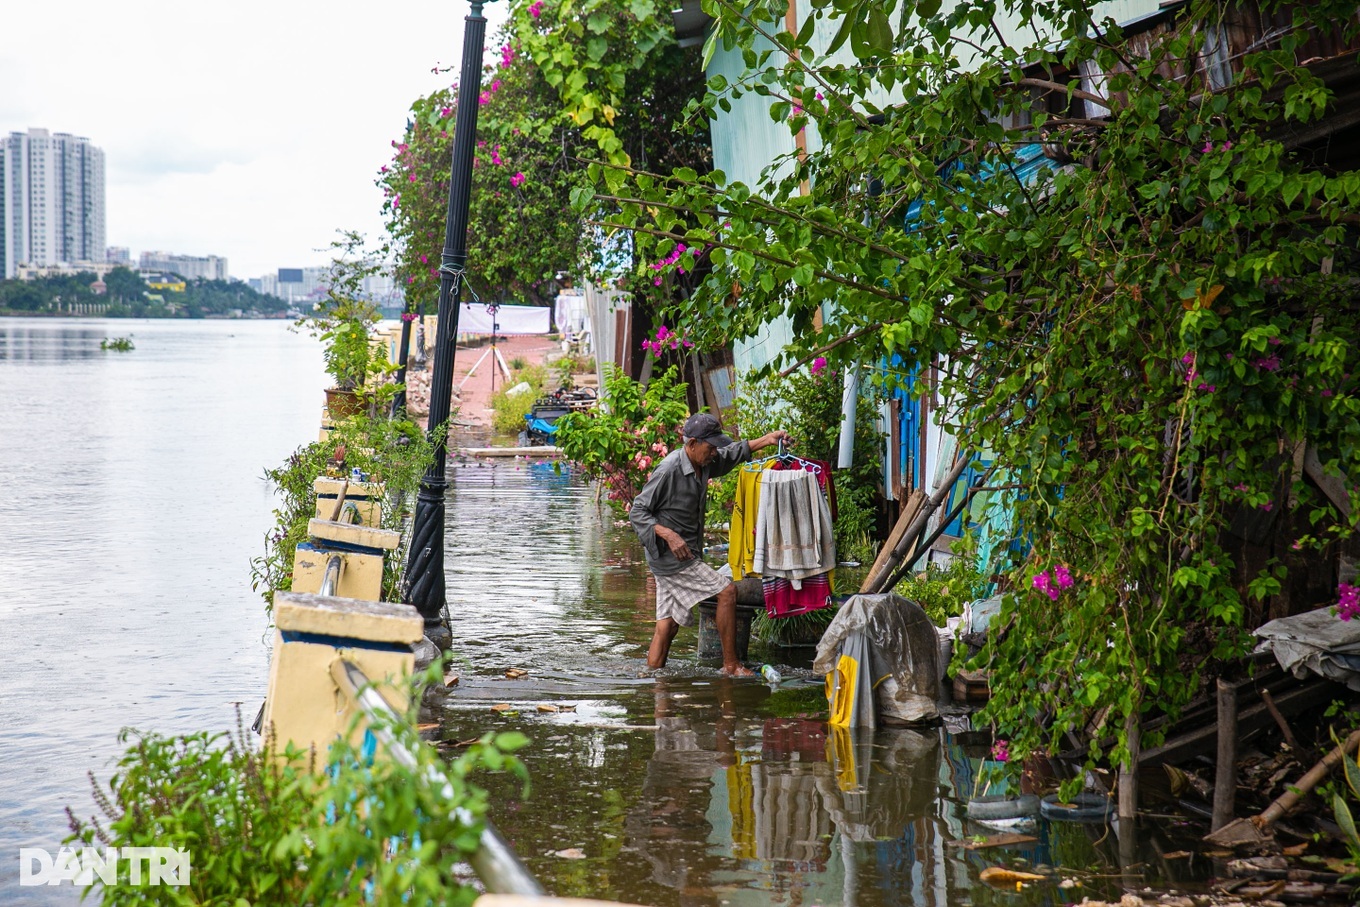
(458, 303, 550, 335)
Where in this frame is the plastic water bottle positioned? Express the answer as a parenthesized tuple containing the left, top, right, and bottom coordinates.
(759, 664, 782, 685)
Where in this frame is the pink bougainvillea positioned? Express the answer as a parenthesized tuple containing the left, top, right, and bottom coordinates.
(1338, 583, 1360, 621)
(1032, 565, 1075, 600)
(640, 324, 693, 356)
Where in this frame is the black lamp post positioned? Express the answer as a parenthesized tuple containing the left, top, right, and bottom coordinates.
(404, 0, 490, 648)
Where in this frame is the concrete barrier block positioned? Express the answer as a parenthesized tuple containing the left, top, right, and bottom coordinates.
(263, 591, 423, 760)
(313, 477, 385, 527)
(307, 518, 400, 551)
(291, 543, 386, 602)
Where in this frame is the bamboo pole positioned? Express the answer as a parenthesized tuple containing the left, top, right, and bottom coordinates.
(865, 453, 972, 595)
(1212, 679, 1238, 831)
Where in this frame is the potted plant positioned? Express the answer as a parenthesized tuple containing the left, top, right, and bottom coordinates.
(320, 306, 376, 418)
(299, 232, 392, 420)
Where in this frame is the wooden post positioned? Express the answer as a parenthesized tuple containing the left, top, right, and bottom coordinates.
(1212, 678, 1239, 831)
(860, 490, 925, 593)
(865, 454, 971, 594)
(1119, 711, 1140, 821)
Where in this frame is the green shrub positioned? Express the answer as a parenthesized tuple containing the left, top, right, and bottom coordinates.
(555, 365, 690, 513)
(892, 535, 988, 626)
(489, 363, 550, 434)
(251, 413, 440, 608)
(66, 692, 528, 906)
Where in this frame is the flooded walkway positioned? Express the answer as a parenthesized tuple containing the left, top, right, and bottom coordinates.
(435, 462, 1181, 906)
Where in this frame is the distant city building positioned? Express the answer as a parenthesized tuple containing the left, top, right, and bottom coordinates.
(15, 260, 122, 280)
(139, 250, 228, 281)
(105, 245, 131, 265)
(0, 128, 107, 279)
(145, 274, 187, 293)
(254, 265, 400, 307)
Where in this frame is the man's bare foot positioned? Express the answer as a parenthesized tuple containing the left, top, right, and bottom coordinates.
(722, 664, 755, 677)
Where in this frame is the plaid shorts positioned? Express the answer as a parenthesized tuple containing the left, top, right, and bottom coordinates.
(653, 559, 730, 626)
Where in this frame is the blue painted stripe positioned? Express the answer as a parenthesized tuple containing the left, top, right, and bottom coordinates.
(280, 629, 413, 654)
(298, 539, 388, 557)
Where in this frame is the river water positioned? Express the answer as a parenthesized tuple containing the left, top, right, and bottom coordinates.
(0, 317, 326, 902)
(1, 317, 1200, 904)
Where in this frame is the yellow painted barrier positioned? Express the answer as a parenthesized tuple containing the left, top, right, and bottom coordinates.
(291, 518, 400, 602)
(262, 591, 422, 760)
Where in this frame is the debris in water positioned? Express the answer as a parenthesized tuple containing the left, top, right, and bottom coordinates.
(491, 703, 513, 712)
(444, 672, 460, 687)
(537, 704, 560, 713)
(553, 848, 586, 859)
(949, 833, 1037, 851)
(505, 668, 529, 679)
(978, 867, 1045, 887)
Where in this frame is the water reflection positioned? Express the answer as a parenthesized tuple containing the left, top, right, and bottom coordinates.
(0, 322, 107, 360)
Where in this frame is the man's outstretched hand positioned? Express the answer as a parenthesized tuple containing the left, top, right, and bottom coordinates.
(749, 429, 791, 454)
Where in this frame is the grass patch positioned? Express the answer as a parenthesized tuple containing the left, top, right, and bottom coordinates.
(489, 363, 550, 434)
(758, 683, 829, 719)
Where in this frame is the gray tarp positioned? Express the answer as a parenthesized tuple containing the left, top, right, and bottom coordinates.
(1254, 606, 1360, 690)
(815, 593, 940, 724)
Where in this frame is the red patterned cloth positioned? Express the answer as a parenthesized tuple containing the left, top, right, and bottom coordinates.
(762, 574, 832, 618)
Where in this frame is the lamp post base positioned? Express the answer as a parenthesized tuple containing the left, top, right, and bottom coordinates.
(424, 620, 453, 652)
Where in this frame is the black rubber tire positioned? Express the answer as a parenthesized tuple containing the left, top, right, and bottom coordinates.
(1040, 793, 1115, 822)
(966, 794, 1041, 820)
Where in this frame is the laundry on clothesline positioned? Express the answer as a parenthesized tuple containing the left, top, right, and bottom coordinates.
(727, 453, 838, 619)
(752, 469, 835, 582)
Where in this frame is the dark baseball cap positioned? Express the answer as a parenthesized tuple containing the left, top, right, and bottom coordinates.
(682, 412, 734, 448)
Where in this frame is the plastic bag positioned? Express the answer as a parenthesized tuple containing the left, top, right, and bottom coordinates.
(815, 593, 940, 725)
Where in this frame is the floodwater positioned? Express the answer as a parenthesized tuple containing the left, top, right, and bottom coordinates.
(0, 317, 1205, 905)
(0, 317, 326, 903)
(436, 462, 1208, 907)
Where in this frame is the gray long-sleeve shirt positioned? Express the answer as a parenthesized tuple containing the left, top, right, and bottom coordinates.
(629, 442, 752, 576)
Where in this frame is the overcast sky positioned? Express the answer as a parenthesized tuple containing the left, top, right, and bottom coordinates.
(2, 0, 509, 280)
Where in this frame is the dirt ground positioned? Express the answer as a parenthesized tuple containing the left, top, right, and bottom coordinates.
(405, 333, 562, 439)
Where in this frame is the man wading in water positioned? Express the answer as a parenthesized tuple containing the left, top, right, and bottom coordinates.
(630, 413, 789, 676)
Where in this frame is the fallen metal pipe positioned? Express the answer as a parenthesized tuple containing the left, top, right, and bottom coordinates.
(319, 554, 344, 597)
(329, 658, 544, 896)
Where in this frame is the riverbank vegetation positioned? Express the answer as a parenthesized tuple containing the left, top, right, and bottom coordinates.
(378, 0, 709, 320)
(0, 268, 286, 318)
(66, 689, 526, 905)
(249, 413, 440, 607)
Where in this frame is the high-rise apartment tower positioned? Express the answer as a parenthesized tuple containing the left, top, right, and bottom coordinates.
(0, 128, 107, 279)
